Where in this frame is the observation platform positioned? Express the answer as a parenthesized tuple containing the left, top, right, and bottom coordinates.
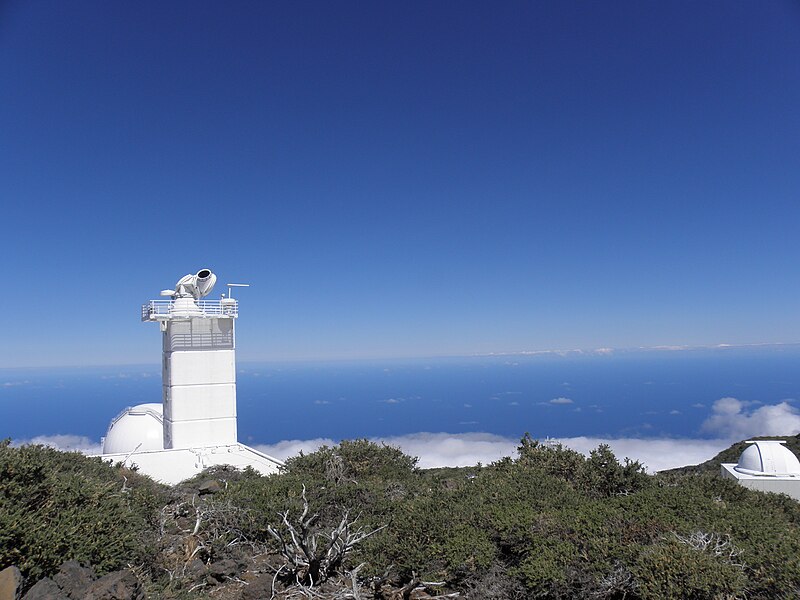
(141, 298, 238, 321)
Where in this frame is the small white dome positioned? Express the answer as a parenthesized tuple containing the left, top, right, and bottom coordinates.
(102, 403, 164, 454)
(735, 441, 800, 477)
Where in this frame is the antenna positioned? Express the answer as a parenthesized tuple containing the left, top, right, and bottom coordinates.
(225, 283, 250, 299)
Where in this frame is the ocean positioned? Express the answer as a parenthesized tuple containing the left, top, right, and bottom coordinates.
(3, 345, 799, 452)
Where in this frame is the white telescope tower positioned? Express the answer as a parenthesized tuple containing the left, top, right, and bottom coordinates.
(148, 269, 238, 449)
(98, 269, 281, 484)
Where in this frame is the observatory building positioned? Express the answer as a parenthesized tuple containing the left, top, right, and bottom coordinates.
(99, 269, 282, 484)
(721, 440, 800, 500)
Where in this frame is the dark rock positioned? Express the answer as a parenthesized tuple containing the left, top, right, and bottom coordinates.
(0, 566, 22, 600)
(22, 579, 69, 600)
(197, 479, 222, 495)
(208, 559, 238, 581)
(184, 559, 206, 580)
(53, 561, 95, 599)
(240, 574, 274, 600)
(83, 570, 142, 600)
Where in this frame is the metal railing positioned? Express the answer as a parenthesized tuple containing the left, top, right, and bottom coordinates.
(109, 405, 163, 428)
(141, 299, 238, 320)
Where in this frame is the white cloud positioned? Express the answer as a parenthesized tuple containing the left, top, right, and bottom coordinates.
(314, 400, 331, 405)
(549, 397, 574, 405)
(701, 397, 800, 440)
(377, 432, 518, 469)
(254, 438, 336, 460)
(256, 433, 516, 470)
(262, 432, 728, 473)
(13, 434, 103, 455)
(2, 380, 29, 387)
(557, 436, 726, 472)
(13, 431, 730, 474)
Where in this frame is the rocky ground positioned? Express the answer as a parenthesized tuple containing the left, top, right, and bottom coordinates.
(1, 560, 456, 600)
(0, 471, 461, 600)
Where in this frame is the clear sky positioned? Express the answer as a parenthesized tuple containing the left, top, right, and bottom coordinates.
(1, 1, 799, 368)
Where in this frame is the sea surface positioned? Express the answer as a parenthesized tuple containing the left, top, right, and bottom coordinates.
(2, 345, 800, 447)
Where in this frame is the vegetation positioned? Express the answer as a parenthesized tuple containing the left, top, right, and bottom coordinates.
(2, 436, 800, 598)
(0, 439, 166, 583)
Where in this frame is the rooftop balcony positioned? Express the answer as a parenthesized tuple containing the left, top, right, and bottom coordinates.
(141, 298, 238, 321)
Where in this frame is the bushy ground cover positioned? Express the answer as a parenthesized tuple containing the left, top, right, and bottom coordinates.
(221, 436, 800, 598)
(2, 437, 799, 599)
(0, 439, 166, 583)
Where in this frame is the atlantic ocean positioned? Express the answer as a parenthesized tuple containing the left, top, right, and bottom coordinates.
(2, 344, 798, 442)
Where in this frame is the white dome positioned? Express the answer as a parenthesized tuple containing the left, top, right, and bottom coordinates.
(735, 441, 800, 477)
(102, 403, 164, 454)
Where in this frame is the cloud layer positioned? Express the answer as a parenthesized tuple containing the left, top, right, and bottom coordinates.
(254, 432, 727, 473)
(701, 397, 800, 440)
(16, 398, 800, 475)
(12, 434, 103, 455)
(13, 431, 730, 473)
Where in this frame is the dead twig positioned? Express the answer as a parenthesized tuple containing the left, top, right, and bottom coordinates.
(267, 485, 386, 586)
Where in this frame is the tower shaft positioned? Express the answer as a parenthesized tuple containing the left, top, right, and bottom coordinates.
(162, 316, 237, 448)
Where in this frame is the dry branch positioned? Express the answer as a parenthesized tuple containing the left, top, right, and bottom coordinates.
(266, 485, 386, 586)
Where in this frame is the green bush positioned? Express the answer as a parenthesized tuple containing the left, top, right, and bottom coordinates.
(631, 538, 748, 599)
(217, 438, 800, 597)
(0, 441, 165, 583)
(6, 437, 799, 599)
(516, 434, 651, 498)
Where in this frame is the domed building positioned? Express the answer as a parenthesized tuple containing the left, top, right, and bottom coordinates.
(721, 440, 800, 500)
(102, 403, 164, 454)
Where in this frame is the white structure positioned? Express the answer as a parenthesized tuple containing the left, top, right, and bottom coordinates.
(99, 269, 282, 484)
(103, 403, 165, 454)
(721, 440, 800, 500)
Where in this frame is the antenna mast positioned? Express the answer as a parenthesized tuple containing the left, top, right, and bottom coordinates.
(225, 283, 250, 299)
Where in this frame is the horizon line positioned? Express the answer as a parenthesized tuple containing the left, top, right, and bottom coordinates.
(3, 341, 800, 371)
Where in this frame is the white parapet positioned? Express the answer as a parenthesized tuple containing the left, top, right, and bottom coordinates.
(101, 443, 282, 485)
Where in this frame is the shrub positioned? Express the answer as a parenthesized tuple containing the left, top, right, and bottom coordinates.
(0, 441, 165, 584)
(5, 436, 787, 598)
(630, 538, 748, 599)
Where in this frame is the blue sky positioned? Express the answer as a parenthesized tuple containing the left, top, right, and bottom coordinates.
(2, 1, 800, 368)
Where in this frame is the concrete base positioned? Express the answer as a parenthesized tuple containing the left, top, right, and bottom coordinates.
(721, 463, 800, 501)
(100, 443, 282, 485)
